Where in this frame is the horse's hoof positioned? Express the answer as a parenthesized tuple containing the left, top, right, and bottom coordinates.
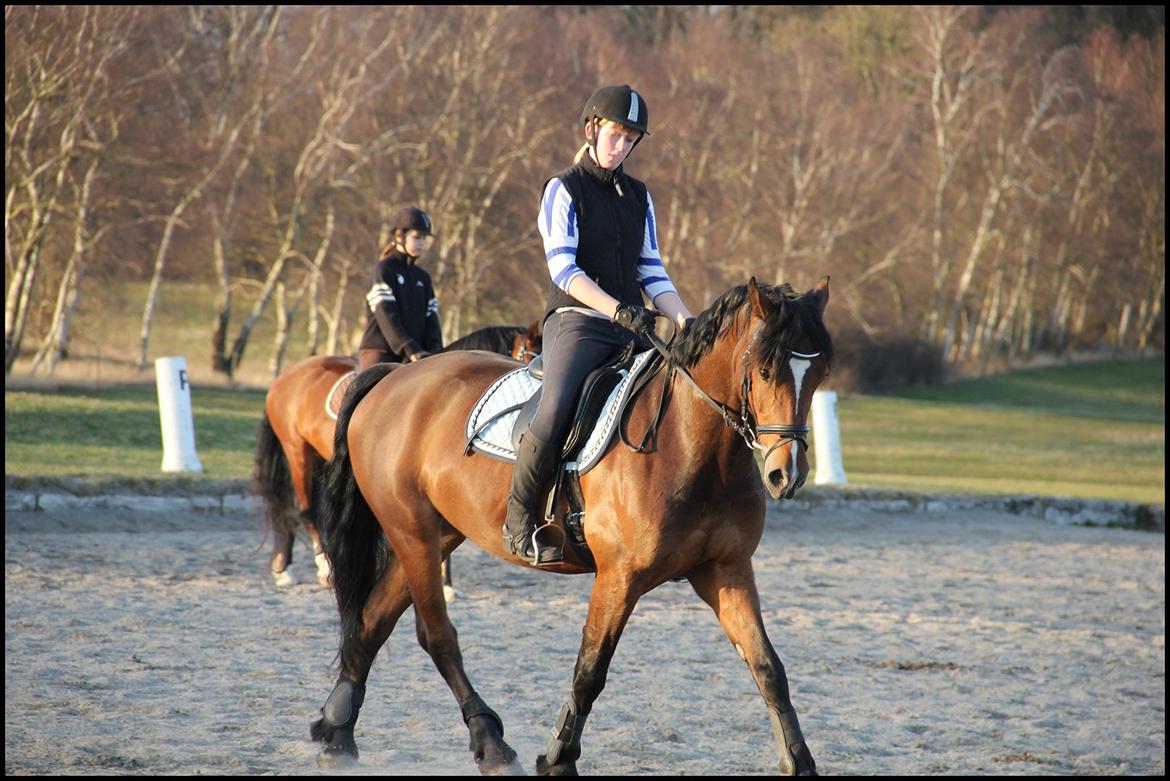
(273, 569, 296, 587)
(479, 754, 526, 776)
(316, 749, 358, 769)
(443, 585, 461, 604)
(535, 754, 578, 776)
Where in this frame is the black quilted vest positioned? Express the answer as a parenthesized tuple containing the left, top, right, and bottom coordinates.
(543, 154, 648, 322)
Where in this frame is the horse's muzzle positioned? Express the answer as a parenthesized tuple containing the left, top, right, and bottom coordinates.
(764, 467, 806, 500)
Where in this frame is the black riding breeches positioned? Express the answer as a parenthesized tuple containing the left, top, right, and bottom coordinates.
(357, 348, 396, 372)
(529, 311, 635, 446)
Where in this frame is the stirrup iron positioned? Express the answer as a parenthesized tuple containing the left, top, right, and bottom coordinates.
(529, 520, 565, 566)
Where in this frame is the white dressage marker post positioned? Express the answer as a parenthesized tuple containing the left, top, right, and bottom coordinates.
(811, 390, 847, 485)
(155, 356, 204, 473)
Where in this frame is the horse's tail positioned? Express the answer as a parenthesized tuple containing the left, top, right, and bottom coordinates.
(317, 363, 395, 672)
(253, 410, 299, 546)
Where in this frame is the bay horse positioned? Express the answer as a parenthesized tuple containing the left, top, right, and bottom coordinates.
(311, 277, 830, 775)
(253, 322, 542, 590)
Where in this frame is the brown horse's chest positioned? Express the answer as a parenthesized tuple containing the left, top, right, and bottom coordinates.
(576, 460, 765, 566)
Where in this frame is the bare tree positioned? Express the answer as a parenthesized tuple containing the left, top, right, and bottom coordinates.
(27, 158, 107, 374)
(134, 7, 289, 369)
(4, 6, 140, 372)
(911, 5, 991, 347)
(393, 7, 562, 338)
(226, 7, 436, 378)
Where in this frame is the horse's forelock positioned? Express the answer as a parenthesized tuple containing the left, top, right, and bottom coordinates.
(752, 287, 834, 375)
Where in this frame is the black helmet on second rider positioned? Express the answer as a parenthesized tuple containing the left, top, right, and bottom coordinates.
(580, 84, 650, 136)
(389, 205, 434, 237)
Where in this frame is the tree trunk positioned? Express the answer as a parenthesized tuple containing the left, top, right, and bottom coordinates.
(269, 281, 291, 379)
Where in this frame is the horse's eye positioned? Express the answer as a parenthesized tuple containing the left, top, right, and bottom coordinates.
(759, 367, 771, 381)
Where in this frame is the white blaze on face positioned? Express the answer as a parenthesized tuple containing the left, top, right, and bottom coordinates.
(787, 358, 811, 476)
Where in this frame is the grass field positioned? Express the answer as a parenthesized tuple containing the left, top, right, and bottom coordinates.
(834, 358, 1164, 504)
(4, 358, 1164, 505)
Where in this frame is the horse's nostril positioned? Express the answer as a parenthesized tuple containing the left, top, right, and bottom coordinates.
(767, 469, 785, 491)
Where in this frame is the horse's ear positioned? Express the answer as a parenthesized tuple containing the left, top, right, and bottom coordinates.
(811, 275, 830, 315)
(748, 277, 771, 319)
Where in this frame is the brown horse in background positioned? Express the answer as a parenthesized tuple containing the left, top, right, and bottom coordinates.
(310, 278, 831, 775)
(253, 322, 542, 590)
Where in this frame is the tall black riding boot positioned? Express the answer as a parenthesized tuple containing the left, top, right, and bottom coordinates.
(503, 431, 563, 565)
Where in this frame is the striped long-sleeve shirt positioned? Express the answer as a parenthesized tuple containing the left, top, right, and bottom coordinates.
(538, 172, 678, 317)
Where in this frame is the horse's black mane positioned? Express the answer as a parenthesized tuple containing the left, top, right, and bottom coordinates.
(443, 325, 526, 355)
(671, 283, 834, 373)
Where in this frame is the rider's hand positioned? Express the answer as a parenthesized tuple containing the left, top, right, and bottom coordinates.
(409, 350, 432, 363)
(612, 304, 657, 336)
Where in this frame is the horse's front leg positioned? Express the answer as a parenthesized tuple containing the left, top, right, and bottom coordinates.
(537, 570, 641, 776)
(689, 557, 817, 775)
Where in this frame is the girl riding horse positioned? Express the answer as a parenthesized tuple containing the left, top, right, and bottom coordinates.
(310, 275, 831, 775)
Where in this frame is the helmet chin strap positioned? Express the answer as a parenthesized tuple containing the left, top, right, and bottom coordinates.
(585, 116, 642, 195)
(395, 236, 419, 262)
(587, 117, 601, 167)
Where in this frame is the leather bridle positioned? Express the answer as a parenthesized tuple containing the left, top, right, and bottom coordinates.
(640, 329, 820, 461)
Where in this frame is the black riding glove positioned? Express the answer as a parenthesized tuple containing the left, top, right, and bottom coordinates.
(612, 304, 657, 336)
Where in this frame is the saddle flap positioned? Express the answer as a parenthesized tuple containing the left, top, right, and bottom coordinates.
(559, 366, 624, 458)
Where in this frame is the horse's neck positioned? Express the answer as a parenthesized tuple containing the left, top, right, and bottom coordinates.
(652, 329, 759, 490)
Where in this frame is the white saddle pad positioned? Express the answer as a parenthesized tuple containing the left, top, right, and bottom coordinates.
(324, 371, 357, 421)
(465, 350, 657, 476)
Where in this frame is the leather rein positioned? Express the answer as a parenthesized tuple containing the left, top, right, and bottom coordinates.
(622, 326, 820, 462)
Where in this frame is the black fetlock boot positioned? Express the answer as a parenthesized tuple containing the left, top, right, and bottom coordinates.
(503, 431, 563, 565)
(310, 676, 365, 767)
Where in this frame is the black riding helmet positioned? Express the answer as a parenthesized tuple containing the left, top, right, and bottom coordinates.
(580, 85, 649, 164)
(580, 84, 650, 135)
(389, 205, 434, 237)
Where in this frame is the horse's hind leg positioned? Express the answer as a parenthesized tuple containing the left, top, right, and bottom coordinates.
(312, 561, 413, 767)
(390, 522, 520, 774)
(538, 571, 642, 776)
(688, 557, 817, 776)
(290, 444, 333, 587)
(270, 527, 297, 586)
(439, 519, 461, 603)
(440, 556, 459, 603)
(305, 521, 331, 587)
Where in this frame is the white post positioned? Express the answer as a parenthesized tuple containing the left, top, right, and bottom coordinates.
(155, 356, 203, 473)
(811, 390, 846, 485)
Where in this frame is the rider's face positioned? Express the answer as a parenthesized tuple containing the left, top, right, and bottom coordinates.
(400, 229, 429, 258)
(590, 120, 641, 170)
